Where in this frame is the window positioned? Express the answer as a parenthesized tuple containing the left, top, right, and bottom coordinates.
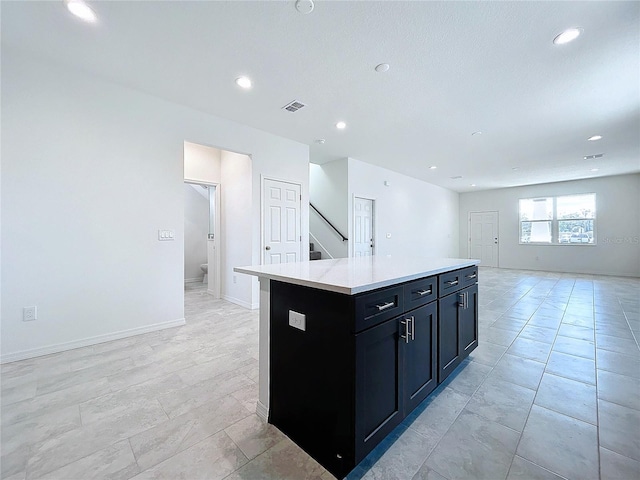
(519, 193, 596, 244)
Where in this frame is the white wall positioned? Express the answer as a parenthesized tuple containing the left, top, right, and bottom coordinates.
(347, 157, 460, 258)
(459, 174, 640, 276)
(184, 184, 209, 282)
(1, 50, 309, 362)
(309, 160, 349, 258)
(220, 151, 253, 307)
(184, 141, 221, 184)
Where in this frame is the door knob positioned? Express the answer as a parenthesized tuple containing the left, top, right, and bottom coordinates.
(265, 246, 271, 250)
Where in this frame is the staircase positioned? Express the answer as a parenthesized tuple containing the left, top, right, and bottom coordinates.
(310, 243, 321, 261)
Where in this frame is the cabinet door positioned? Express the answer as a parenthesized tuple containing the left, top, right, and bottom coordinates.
(438, 292, 463, 383)
(355, 318, 404, 462)
(404, 302, 438, 413)
(460, 284, 479, 357)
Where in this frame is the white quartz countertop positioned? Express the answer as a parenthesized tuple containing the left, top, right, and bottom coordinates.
(234, 256, 479, 295)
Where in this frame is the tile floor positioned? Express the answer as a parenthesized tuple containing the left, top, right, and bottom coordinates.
(1, 268, 639, 480)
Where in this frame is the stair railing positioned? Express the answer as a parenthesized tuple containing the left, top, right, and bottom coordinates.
(310, 203, 348, 242)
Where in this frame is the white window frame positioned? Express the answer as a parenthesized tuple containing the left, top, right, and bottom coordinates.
(519, 193, 596, 246)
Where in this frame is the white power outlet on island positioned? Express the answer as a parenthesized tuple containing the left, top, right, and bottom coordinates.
(288, 310, 306, 331)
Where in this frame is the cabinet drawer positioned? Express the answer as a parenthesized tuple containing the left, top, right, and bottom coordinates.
(439, 269, 464, 295)
(355, 286, 404, 332)
(461, 266, 478, 287)
(404, 276, 437, 310)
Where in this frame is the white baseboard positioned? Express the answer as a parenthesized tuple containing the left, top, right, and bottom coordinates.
(0, 317, 186, 364)
(184, 277, 204, 284)
(256, 400, 269, 421)
(222, 294, 253, 310)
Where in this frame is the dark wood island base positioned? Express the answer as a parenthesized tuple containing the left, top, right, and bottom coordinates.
(269, 265, 479, 479)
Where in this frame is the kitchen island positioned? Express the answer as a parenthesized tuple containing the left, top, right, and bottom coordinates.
(235, 256, 479, 479)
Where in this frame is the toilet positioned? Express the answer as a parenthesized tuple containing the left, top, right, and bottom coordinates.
(200, 263, 208, 284)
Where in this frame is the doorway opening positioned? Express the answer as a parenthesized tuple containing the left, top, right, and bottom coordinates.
(184, 141, 262, 309)
(353, 196, 375, 257)
(184, 181, 220, 297)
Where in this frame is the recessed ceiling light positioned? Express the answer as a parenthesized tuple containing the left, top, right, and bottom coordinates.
(295, 0, 315, 14)
(587, 135, 602, 141)
(470, 184, 476, 187)
(590, 168, 599, 172)
(235, 76, 252, 89)
(65, 0, 97, 23)
(553, 28, 582, 45)
(584, 153, 604, 160)
(336, 121, 346, 130)
(375, 63, 390, 73)
(429, 166, 437, 170)
(471, 131, 482, 136)
(315, 139, 326, 144)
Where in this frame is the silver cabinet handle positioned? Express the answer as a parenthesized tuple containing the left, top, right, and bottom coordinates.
(466, 273, 477, 279)
(458, 291, 469, 309)
(400, 319, 410, 343)
(410, 315, 415, 341)
(416, 289, 432, 296)
(446, 280, 459, 286)
(376, 301, 395, 312)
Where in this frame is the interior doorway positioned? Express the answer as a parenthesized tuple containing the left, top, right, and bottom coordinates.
(469, 211, 499, 267)
(353, 197, 375, 257)
(184, 181, 221, 298)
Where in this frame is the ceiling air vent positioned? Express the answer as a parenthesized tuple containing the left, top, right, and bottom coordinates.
(282, 100, 307, 113)
(450, 175, 463, 179)
(583, 153, 604, 160)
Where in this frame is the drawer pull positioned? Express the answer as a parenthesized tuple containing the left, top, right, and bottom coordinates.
(416, 289, 432, 296)
(445, 280, 459, 286)
(466, 273, 477, 279)
(375, 301, 395, 312)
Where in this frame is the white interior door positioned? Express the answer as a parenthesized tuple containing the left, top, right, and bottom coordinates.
(353, 197, 374, 257)
(469, 211, 499, 267)
(263, 178, 302, 264)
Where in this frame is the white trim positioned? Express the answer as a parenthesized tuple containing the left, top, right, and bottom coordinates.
(185, 277, 204, 284)
(222, 294, 254, 310)
(260, 175, 304, 265)
(256, 400, 269, 421)
(309, 232, 334, 259)
(0, 318, 186, 364)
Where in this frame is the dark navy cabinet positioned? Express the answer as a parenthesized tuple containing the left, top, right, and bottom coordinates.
(269, 268, 477, 479)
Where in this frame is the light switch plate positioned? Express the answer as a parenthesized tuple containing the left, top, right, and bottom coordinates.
(288, 310, 306, 331)
(158, 229, 175, 241)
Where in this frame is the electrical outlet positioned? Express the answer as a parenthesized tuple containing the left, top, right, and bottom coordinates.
(23, 306, 37, 322)
(288, 310, 306, 331)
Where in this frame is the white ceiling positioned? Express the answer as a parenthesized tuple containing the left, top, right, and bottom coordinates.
(2, 1, 639, 192)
